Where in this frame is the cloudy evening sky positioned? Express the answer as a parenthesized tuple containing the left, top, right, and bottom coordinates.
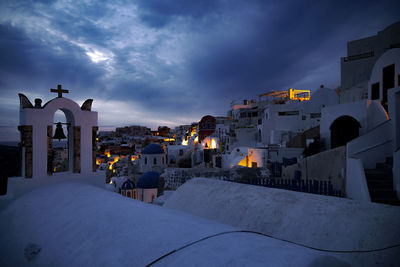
(0, 0, 399, 141)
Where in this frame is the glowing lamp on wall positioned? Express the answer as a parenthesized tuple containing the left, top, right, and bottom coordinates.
(211, 139, 217, 149)
(182, 139, 188, 146)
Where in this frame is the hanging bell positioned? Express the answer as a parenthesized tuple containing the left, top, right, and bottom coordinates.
(53, 122, 67, 141)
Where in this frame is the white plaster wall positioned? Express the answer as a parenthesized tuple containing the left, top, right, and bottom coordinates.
(262, 104, 303, 145)
(282, 146, 346, 192)
(268, 147, 303, 163)
(248, 148, 267, 167)
(306, 87, 339, 112)
(347, 120, 393, 169)
(346, 158, 371, 202)
(320, 100, 387, 150)
(368, 48, 400, 101)
(260, 94, 333, 146)
(138, 188, 158, 203)
(233, 127, 257, 148)
(140, 154, 166, 173)
(20, 97, 98, 177)
(164, 178, 400, 263)
(167, 145, 190, 164)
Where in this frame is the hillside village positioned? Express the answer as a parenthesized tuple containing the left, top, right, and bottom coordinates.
(95, 22, 400, 206)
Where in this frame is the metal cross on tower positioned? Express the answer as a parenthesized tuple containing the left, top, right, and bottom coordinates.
(50, 84, 69, 98)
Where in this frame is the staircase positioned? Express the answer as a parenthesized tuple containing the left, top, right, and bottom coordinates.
(365, 157, 400, 206)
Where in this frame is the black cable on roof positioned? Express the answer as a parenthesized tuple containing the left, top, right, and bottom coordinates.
(146, 229, 400, 266)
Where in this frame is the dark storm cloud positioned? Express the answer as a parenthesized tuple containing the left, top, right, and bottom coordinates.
(137, 0, 219, 28)
(0, 0, 399, 140)
(0, 23, 107, 97)
(188, 0, 400, 99)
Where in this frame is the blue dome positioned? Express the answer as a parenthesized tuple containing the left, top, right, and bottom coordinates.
(121, 179, 135, 190)
(137, 171, 160, 189)
(142, 144, 164, 154)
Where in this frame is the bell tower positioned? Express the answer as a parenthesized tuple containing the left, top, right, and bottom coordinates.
(18, 85, 98, 178)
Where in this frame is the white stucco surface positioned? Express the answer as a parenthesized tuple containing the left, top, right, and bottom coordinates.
(368, 48, 400, 101)
(320, 99, 388, 149)
(345, 157, 371, 201)
(0, 179, 355, 267)
(164, 178, 400, 266)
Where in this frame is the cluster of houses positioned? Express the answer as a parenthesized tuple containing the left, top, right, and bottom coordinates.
(98, 22, 400, 205)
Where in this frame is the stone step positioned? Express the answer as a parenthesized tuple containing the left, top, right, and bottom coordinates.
(369, 188, 398, 198)
(375, 162, 393, 171)
(366, 180, 393, 190)
(372, 197, 400, 206)
(365, 172, 393, 180)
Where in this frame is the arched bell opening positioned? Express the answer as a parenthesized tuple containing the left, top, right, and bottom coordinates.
(48, 109, 76, 174)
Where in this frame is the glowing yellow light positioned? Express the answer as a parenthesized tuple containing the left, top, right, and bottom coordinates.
(105, 151, 111, 157)
(211, 139, 216, 149)
(289, 88, 310, 101)
(182, 139, 188, 146)
(163, 138, 175, 142)
(194, 136, 198, 143)
(238, 156, 248, 167)
(108, 156, 119, 170)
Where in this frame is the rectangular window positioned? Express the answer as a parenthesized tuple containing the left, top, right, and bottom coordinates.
(310, 113, 321, 118)
(278, 111, 299, 116)
(382, 64, 395, 111)
(371, 82, 379, 100)
(216, 157, 222, 168)
(251, 162, 258, 168)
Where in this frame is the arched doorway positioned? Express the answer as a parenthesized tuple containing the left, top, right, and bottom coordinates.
(330, 116, 361, 148)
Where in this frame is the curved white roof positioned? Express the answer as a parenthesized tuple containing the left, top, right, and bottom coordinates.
(0, 180, 353, 266)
